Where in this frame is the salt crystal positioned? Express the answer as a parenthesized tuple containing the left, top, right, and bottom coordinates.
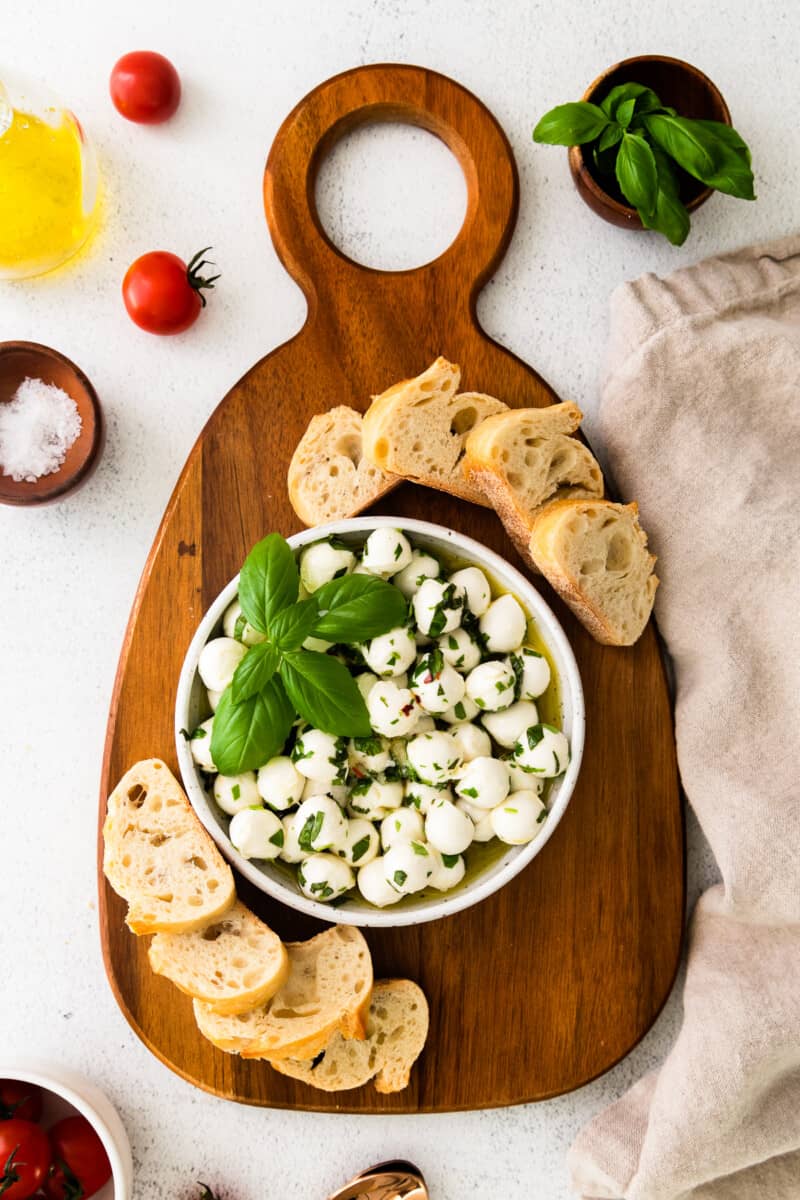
(0, 376, 82, 482)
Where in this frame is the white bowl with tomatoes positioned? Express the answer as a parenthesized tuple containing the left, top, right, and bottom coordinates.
(0, 1064, 132, 1200)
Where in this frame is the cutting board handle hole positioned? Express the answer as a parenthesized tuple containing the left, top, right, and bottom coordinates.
(314, 122, 467, 272)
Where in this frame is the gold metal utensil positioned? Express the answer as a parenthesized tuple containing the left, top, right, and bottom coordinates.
(327, 1160, 428, 1200)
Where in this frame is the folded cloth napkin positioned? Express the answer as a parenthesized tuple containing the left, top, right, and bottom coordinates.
(568, 235, 800, 1200)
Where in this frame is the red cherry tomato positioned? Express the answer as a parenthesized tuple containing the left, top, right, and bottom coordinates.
(110, 51, 181, 124)
(0, 1081, 43, 1124)
(0, 1118, 51, 1199)
(43, 1116, 111, 1200)
(122, 248, 219, 335)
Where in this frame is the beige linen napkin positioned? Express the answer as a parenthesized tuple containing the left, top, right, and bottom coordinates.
(568, 236, 800, 1199)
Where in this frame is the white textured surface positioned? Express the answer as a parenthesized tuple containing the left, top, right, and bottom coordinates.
(1, 1, 793, 1197)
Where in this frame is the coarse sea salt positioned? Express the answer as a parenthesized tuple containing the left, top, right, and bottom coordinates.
(0, 376, 82, 482)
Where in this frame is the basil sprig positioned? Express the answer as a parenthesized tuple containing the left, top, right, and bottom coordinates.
(533, 80, 754, 244)
(209, 534, 407, 774)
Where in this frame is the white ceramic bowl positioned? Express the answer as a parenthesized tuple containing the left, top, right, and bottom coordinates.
(175, 517, 584, 927)
(0, 1060, 133, 1200)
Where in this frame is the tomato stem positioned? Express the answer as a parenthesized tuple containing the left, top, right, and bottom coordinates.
(186, 247, 220, 307)
(51, 1155, 85, 1200)
(0, 1147, 20, 1197)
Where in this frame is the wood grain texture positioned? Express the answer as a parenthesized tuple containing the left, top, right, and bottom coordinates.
(98, 63, 684, 1112)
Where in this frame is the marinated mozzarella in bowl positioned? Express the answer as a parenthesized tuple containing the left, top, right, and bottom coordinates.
(175, 517, 584, 928)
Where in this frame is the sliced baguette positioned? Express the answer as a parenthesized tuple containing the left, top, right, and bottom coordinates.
(463, 403, 604, 565)
(270, 979, 428, 1094)
(148, 900, 289, 1015)
(103, 759, 236, 935)
(193, 925, 373, 1060)
(288, 406, 401, 526)
(528, 499, 658, 646)
(361, 357, 507, 506)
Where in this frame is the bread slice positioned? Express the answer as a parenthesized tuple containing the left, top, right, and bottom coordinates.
(147, 900, 289, 1015)
(270, 979, 428, 1094)
(529, 500, 658, 646)
(193, 925, 373, 1060)
(288, 406, 400, 526)
(103, 759, 236, 935)
(463, 402, 604, 564)
(361, 357, 507, 506)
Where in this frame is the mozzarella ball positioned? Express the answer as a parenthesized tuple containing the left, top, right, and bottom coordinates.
(300, 540, 355, 593)
(362, 626, 417, 678)
(428, 848, 467, 891)
(361, 527, 412, 575)
(455, 755, 510, 810)
(298, 853, 354, 902)
(392, 550, 440, 598)
(449, 721, 492, 763)
(491, 790, 547, 844)
(425, 798, 474, 855)
(301, 776, 349, 804)
(404, 781, 452, 815)
(294, 795, 348, 853)
(292, 729, 347, 784)
(229, 807, 285, 860)
(440, 695, 480, 725)
(481, 700, 539, 749)
(198, 637, 247, 692)
(437, 626, 481, 672)
(412, 578, 464, 636)
(512, 724, 570, 777)
(357, 857, 402, 907)
(207, 688, 223, 713)
(449, 566, 491, 616)
(257, 756, 305, 811)
(222, 599, 266, 646)
(280, 811, 306, 863)
(348, 777, 404, 821)
(455, 799, 496, 842)
(355, 672, 380, 703)
(506, 759, 546, 795)
(383, 841, 434, 894)
(508, 647, 551, 700)
(340, 818, 380, 868)
(410, 654, 466, 715)
(479, 594, 527, 653)
(348, 734, 391, 775)
(213, 771, 260, 815)
(407, 731, 462, 785)
(367, 680, 419, 737)
(465, 660, 516, 712)
(189, 717, 217, 771)
(380, 807, 425, 852)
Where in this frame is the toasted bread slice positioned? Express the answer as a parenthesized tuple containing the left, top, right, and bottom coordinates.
(103, 759, 235, 935)
(463, 403, 604, 564)
(288, 406, 400, 526)
(529, 499, 658, 646)
(361, 357, 507, 506)
(148, 900, 289, 1015)
(270, 979, 428, 1094)
(193, 925, 373, 1060)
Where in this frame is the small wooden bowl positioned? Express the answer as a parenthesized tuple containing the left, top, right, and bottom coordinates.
(0, 341, 104, 505)
(567, 55, 732, 230)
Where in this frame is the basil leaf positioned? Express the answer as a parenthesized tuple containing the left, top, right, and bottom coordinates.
(238, 533, 299, 634)
(600, 82, 662, 119)
(210, 678, 294, 775)
(312, 574, 407, 642)
(533, 101, 609, 146)
(597, 123, 623, 153)
(615, 132, 657, 216)
(269, 597, 320, 651)
(280, 651, 371, 737)
(639, 147, 690, 246)
(231, 641, 280, 704)
(615, 97, 636, 129)
(643, 114, 755, 200)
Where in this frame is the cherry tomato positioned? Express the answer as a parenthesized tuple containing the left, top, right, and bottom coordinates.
(0, 1082, 42, 1124)
(43, 1116, 111, 1200)
(0, 1118, 50, 1199)
(122, 248, 219, 335)
(109, 51, 181, 124)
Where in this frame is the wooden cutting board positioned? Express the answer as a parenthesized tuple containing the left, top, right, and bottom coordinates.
(98, 63, 684, 1112)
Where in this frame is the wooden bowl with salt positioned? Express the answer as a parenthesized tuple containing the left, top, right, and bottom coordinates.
(0, 341, 103, 505)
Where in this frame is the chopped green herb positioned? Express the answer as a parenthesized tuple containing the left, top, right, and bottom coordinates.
(269, 828, 285, 846)
(231, 784, 241, 801)
(394, 543, 403, 560)
(393, 870, 408, 888)
(351, 777, 373, 797)
(461, 786, 478, 799)
(233, 613, 248, 641)
(454, 702, 466, 720)
(448, 635, 458, 650)
(351, 835, 371, 862)
(298, 810, 325, 850)
(190, 727, 207, 740)
(536, 809, 547, 824)
(411, 841, 428, 856)
(441, 853, 460, 868)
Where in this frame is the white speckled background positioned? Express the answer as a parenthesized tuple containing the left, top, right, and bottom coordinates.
(1, 2, 795, 1197)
